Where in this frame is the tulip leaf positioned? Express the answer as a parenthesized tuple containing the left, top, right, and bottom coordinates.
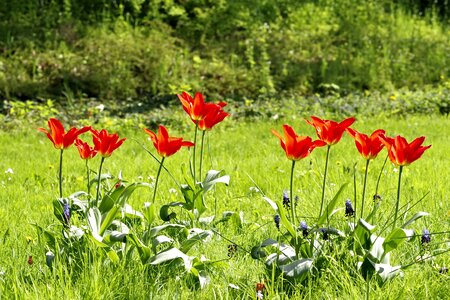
(275, 200, 297, 239)
(201, 170, 230, 193)
(99, 205, 120, 236)
(401, 212, 429, 228)
(160, 201, 189, 221)
(279, 258, 313, 280)
(152, 235, 174, 253)
(143, 202, 157, 225)
(383, 228, 408, 254)
(117, 182, 152, 207)
(149, 247, 193, 271)
(317, 183, 348, 225)
(180, 229, 213, 253)
(127, 233, 151, 263)
(89, 173, 114, 187)
(149, 224, 185, 238)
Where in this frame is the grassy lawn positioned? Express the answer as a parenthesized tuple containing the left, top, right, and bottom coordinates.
(0, 112, 449, 299)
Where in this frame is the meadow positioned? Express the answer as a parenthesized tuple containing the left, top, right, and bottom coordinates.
(0, 97, 449, 299)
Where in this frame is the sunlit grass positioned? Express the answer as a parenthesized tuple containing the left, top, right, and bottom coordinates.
(0, 113, 449, 298)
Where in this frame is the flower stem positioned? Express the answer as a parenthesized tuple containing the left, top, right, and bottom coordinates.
(289, 160, 296, 224)
(392, 166, 403, 230)
(375, 154, 388, 195)
(199, 130, 206, 181)
(95, 156, 105, 207)
(152, 157, 165, 203)
(193, 121, 199, 184)
(319, 145, 331, 218)
(58, 149, 63, 198)
(86, 160, 91, 207)
(361, 159, 370, 219)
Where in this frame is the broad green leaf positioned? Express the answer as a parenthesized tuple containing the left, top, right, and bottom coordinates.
(144, 202, 157, 225)
(317, 183, 348, 225)
(368, 235, 388, 263)
(117, 182, 152, 207)
(262, 196, 278, 211)
(127, 234, 151, 263)
(180, 229, 213, 253)
(99, 205, 120, 236)
(149, 247, 193, 271)
(160, 201, 189, 221)
(201, 170, 230, 193)
(275, 200, 297, 239)
(105, 231, 127, 243)
(99, 185, 124, 213)
(87, 207, 102, 234)
(383, 228, 408, 254)
(180, 184, 200, 209)
(149, 224, 185, 238)
(354, 218, 376, 251)
(402, 212, 429, 228)
(123, 204, 144, 220)
(152, 235, 174, 253)
(279, 258, 313, 280)
(89, 173, 113, 187)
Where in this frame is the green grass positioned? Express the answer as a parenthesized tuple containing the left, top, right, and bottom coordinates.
(0, 112, 449, 299)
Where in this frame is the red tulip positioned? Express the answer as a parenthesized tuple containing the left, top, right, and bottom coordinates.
(198, 102, 229, 130)
(75, 138, 97, 160)
(144, 125, 194, 157)
(38, 118, 90, 149)
(90, 129, 126, 157)
(346, 128, 385, 160)
(272, 125, 326, 161)
(379, 134, 431, 166)
(306, 116, 355, 145)
(178, 91, 209, 121)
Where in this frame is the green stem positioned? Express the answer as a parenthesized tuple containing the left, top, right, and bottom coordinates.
(95, 156, 105, 207)
(152, 157, 165, 203)
(392, 166, 403, 230)
(375, 154, 388, 195)
(289, 160, 296, 224)
(353, 163, 357, 223)
(58, 149, 63, 198)
(361, 159, 370, 219)
(86, 160, 91, 208)
(289, 160, 299, 258)
(199, 130, 206, 181)
(193, 121, 199, 183)
(319, 145, 331, 218)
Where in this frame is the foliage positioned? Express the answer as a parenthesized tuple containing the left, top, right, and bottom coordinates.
(0, 1, 449, 102)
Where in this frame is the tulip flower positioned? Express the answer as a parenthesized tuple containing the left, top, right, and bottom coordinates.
(379, 135, 431, 167)
(144, 125, 194, 158)
(379, 134, 431, 230)
(346, 128, 385, 218)
(75, 138, 97, 199)
(75, 139, 97, 160)
(271, 124, 326, 161)
(38, 118, 90, 198)
(177, 91, 209, 122)
(91, 129, 126, 158)
(38, 118, 90, 150)
(272, 124, 325, 241)
(198, 102, 229, 131)
(90, 128, 126, 206)
(306, 116, 355, 145)
(178, 91, 229, 183)
(346, 128, 385, 160)
(144, 125, 194, 203)
(306, 116, 355, 219)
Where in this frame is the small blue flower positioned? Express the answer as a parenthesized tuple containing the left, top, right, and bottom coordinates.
(345, 199, 355, 217)
(300, 221, 308, 237)
(274, 215, 280, 230)
(282, 190, 290, 208)
(63, 202, 71, 225)
(421, 229, 431, 245)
